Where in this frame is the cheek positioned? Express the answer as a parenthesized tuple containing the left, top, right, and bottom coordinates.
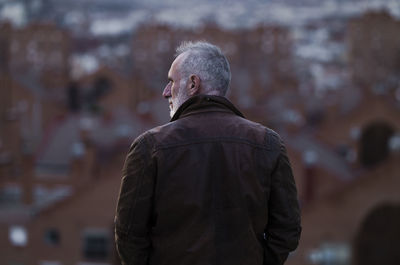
(171, 84, 179, 97)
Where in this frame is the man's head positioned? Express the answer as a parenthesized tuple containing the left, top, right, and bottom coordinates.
(162, 41, 231, 117)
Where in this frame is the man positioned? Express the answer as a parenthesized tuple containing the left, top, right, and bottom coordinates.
(115, 41, 301, 265)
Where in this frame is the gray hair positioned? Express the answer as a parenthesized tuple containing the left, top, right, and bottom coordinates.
(175, 41, 231, 96)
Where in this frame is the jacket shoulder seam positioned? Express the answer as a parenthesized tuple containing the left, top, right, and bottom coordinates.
(153, 136, 271, 152)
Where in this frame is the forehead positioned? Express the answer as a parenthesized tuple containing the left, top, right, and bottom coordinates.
(169, 53, 187, 77)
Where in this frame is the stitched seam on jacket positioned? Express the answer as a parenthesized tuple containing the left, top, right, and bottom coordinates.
(126, 133, 148, 235)
(153, 136, 271, 152)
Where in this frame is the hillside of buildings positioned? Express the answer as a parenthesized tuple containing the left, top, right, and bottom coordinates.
(0, 1, 400, 264)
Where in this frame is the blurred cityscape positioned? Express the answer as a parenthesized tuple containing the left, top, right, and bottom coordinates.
(0, 0, 400, 264)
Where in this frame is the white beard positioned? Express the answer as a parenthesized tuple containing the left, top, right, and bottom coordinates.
(169, 81, 190, 118)
(168, 99, 174, 118)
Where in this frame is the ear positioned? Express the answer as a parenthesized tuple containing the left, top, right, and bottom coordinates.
(188, 74, 201, 95)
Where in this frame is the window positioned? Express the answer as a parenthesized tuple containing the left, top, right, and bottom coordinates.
(82, 229, 110, 260)
(9, 226, 28, 247)
(0, 185, 22, 204)
(308, 242, 350, 265)
(44, 228, 60, 246)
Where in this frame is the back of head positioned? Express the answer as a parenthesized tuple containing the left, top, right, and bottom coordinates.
(175, 41, 231, 96)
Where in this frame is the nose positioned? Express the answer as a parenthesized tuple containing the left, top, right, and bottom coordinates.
(163, 83, 171, 98)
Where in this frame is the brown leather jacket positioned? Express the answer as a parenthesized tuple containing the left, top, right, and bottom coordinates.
(115, 95, 301, 265)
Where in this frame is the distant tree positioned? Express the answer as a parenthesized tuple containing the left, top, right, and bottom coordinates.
(85, 76, 112, 113)
(67, 81, 81, 112)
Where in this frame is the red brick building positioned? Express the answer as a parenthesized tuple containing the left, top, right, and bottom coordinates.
(1, 12, 400, 265)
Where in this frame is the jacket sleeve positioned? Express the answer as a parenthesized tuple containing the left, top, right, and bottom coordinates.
(115, 133, 156, 265)
(264, 132, 301, 265)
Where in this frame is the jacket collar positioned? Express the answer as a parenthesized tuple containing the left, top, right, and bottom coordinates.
(170, 95, 245, 122)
